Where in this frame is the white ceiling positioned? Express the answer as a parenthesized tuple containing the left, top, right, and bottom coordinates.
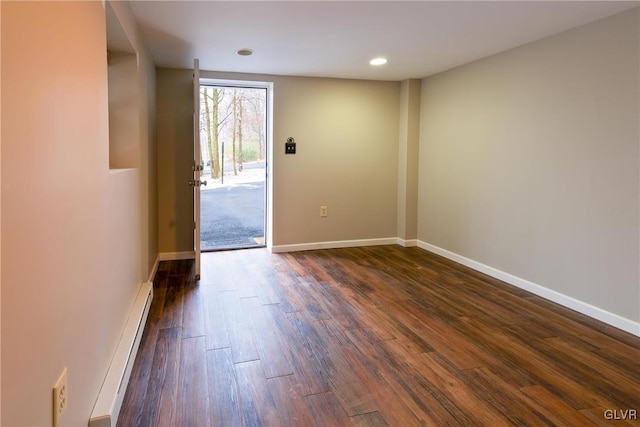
(128, 1, 639, 81)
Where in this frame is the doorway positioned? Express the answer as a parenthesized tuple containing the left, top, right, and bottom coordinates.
(198, 83, 268, 251)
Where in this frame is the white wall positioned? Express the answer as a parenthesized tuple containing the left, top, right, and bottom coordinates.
(1, 2, 156, 425)
(418, 8, 639, 330)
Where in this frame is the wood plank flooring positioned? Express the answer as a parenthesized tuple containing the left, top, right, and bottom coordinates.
(117, 245, 640, 426)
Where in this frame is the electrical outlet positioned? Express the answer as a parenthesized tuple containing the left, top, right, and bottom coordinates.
(320, 206, 328, 217)
(53, 367, 67, 427)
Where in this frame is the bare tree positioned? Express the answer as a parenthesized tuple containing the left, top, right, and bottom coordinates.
(202, 87, 219, 179)
(202, 87, 233, 179)
(237, 90, 245, 172)
(202, 86, 266, 180)
(244, 90, 266, 160)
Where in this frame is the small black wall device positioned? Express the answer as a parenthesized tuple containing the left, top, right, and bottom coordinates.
(285, 137, 296, 154)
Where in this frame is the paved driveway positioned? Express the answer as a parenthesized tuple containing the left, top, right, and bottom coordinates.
(200, 180, 265, 250)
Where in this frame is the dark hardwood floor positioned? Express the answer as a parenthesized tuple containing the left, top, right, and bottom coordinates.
(117, 245, 640, 426)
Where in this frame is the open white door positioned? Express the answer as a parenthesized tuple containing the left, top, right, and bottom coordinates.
(192, 58, 202, 280)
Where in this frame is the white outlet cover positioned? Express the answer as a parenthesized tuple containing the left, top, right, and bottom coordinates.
(53, 367, 68, 427)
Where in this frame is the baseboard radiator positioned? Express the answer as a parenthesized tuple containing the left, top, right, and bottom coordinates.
(89, 281, 153, 427)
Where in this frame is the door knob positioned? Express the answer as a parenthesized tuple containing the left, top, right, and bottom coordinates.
(188, 180, 208, 187)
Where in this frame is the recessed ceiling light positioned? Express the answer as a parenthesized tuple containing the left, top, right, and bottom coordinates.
(370, 57, 388, 66)
(237, 49, 254, 56)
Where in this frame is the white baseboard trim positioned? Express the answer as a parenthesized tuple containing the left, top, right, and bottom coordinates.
(418, 241, 640, 337)
(89, 281, 154, 427)
(397, 238, 419, 247)
(148, 256, 160, 283)
(271, 237, 398, 253)
(158, 251, 195, 261)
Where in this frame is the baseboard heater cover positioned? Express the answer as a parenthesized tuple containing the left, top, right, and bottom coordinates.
(89, 281, 153, 427)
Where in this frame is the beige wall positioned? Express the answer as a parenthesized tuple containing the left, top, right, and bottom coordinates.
(268, 74, 400, 246)
(157, 70, 401, 251)
(156, 68, 195, 253)
(127, 2, 158, 277)
(397, 79, 421, 242)
(142, 49, 158, 278)
(1, 1, 156, 425)
(418, 8, 640, 324)
(108, 52, 139, 169)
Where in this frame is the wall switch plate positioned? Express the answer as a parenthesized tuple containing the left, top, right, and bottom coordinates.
(320, 206, 328, 217)
(53, 367, 68, 427)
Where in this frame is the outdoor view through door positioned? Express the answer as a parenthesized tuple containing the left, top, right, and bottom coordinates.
(199, 84, 267, 250)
